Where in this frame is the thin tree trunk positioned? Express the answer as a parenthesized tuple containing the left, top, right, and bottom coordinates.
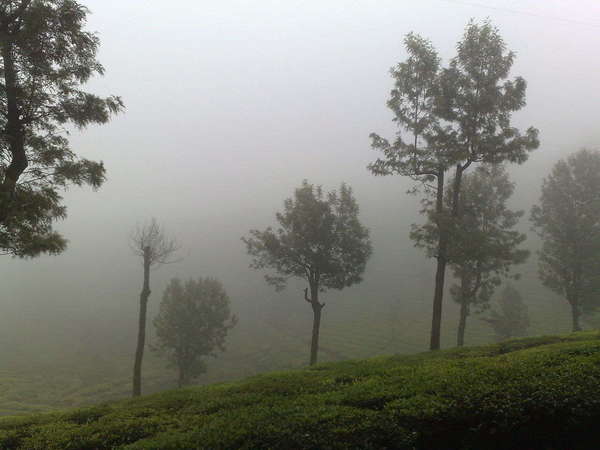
(310, 303, 323, 365)
(457, 298, 468, 347)
(431, 251, 447, 350)
(306, 282, 324, 366)
(430, 165, 465, 351)
(451, 164, 464, 217)
(430, 170, 446, 350)
(132, 249, 151, 397)
(457, 270, 474, 347)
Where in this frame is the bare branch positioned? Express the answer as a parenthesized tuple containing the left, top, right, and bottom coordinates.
(130, 218, 180, 267)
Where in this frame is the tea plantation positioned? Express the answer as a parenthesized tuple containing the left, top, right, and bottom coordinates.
(1, 332, 600, 449)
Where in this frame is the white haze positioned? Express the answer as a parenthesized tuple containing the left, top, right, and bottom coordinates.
(0, 0, 599, 372)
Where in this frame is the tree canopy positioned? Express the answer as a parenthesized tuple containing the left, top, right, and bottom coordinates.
(482, 284, 530, 341)
(0, 0, 123, 257)
(243, 180, 372, 365)
(447, 166, 529, 307)
(531, 149, 600, 331)
(368, 20, 538, 350)
(243, 180, 372, 294)
(153, 277, 237, 387)
(412, 165, 529, 346)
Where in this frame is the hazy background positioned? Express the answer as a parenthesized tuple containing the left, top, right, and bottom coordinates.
(0, 0, 599, 413)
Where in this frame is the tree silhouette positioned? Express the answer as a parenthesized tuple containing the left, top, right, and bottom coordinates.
(130, 219, 178, 396)
(369, 21, 538, 349)
(243, 181, 372, 365)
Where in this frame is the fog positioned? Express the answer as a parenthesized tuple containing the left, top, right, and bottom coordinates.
(1, 0, 599, 411)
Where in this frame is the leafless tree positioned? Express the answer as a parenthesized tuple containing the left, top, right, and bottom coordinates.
(130, 218, 179, 397)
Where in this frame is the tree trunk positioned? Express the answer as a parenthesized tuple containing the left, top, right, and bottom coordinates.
(310, 303, 323, 366)
(571, 301, 581, 332)
(431, 251, 447, 350)
(132, 249, 151, 397)
(0, 40, 27, 205)
(430, 165, 465, 351)
(457, 271, 473, 347)
(430, 170, 446, 351)
(457, 298, 468, 347)
(307, 282, 324, 366)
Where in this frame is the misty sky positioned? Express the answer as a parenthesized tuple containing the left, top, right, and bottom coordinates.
(1, 0, 599, 342)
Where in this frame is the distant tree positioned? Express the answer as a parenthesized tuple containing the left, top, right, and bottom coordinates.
(369, 20, 538, 350)
(130, 219, 178, 397)
(0, 0, 123, 256)
(482, 284, 529, 341)
(243, 180, 372, 365)
(153, 277, 237, 387)
(531, 149, 600, 332)
(451, 167, 529, 346)
(412, 165, 529, 346)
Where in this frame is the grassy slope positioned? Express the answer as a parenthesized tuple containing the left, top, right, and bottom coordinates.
(0, 269, 571, 417)
(0, 290, 568, 417)
(2, 332, 600, 449)
(0, 300, 475, 416)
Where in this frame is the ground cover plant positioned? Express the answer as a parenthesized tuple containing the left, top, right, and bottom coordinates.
(1, 332, 600, 449)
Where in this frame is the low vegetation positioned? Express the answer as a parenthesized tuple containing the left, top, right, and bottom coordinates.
(1, 332, 600, 449)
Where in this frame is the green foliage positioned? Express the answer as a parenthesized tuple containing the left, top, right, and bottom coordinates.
(368, 32, 441, 181)
(242, 180, 372, 293)
(531, 149, 600, 329)
(243, 180, 372, 364)
(434, 20, 539, 165)
(369, 20, 539, 184)
(153, 278, 237, 387)
(2, 333, 600, 448)
(0, 0, 123, 257)
(482, 284, 530, 341)
(413, 165, 529, 312)
(368, 19, 538, 350)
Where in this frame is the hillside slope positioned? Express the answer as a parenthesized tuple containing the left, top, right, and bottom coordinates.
(1, 332, 600, 449)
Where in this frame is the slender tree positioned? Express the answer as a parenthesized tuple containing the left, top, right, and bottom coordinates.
(0, 1, 123, 256)
(531, 149, 600, 332)
(130, 219, 178, 397)
(369, 20, 538, 350)
(412, 165, 528, 346)
(153, 277, 237, 387)
(482, 283, 529, 341)
(243, 180, 372, 365)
